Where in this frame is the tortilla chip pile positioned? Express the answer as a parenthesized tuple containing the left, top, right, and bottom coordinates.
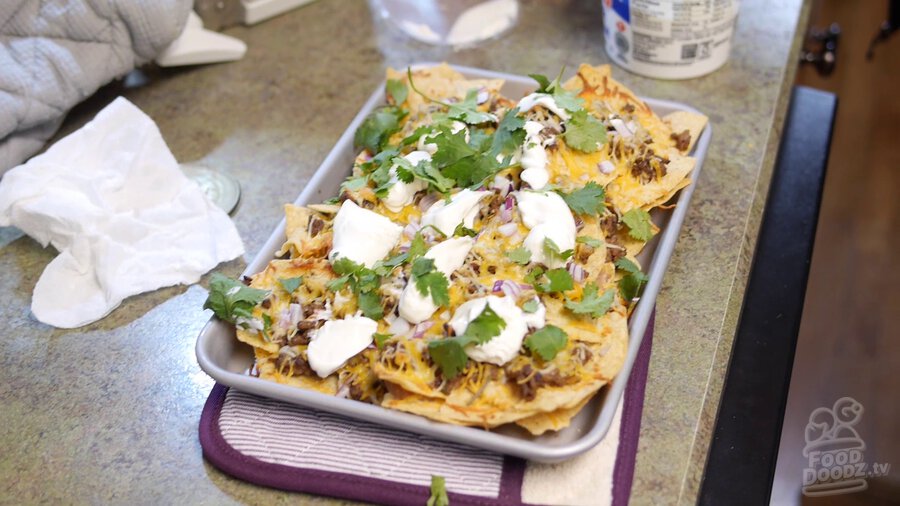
(231, 64, 707, 435)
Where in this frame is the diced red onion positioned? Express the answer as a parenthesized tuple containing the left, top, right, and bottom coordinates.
(499, 195, 515, 223)
(398, 245, 410, 253)
(598, 161, 615, 174)
(418, 193, 439, 211)
(492, 280, 522, 299)
(403, 220, 422, 239)
(288, 303, 303, 326)
(567, 262, 586, 282)
(412, 321, 434, 339)
(335, 383, 350, 399)
(498, 222, 518, 236)
(477, 88, 490, 105)
(610, 118, 633, 138)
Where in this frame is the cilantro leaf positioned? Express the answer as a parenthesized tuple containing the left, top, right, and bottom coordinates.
(354, 106, 406, 153)
(411, 258, 450, 307)
(529, 73, 554, 93)
(262, 313, 273, 337)
(430, 126, 477, 166)
(564, 282, 615, 318)
(621, 209, 654, 241)
(506, 246, 532, 265)
(524, 266, 545, 285)
(528, 69, 585, 112)
(204, 273, 270, 324)
(577, 236, 603, 248)
(557, 182, 606, 215)
(615, 258, 649, 302)
(373, 332, 393, 350)
(448, 89, 497, 125)
(563, 109, 607, 152)
(522, 298, 540, 313)
(408, 232, 427, 260)
(427, 475, 449, 506)
(453, 223, 477, 237)
(278, 276, 303, 294)
(539, 268, 574, 293)
(525, 325, 568, 360)
(358, 291, 384, 320)
(543, 238, 574, 263)
(340, 176, 369, 192)
(428, 304, 507, 378)
(386, 78, 408, 105)
(490, 107, 526, 157)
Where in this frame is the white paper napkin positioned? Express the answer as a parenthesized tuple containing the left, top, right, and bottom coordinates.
(0, 97, 244, 328)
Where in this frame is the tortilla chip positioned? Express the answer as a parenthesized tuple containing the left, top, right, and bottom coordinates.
(664, 111, 708, 153)
(515, 395, 594, 435)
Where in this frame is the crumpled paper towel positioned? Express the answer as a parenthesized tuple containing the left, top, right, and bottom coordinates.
(0, 97, 244, 328)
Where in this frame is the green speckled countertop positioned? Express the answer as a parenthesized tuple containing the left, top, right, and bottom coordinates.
(0, 0, 807, 504)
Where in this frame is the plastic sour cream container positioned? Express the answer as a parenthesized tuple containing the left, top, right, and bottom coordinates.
(601, 0, 741, 80)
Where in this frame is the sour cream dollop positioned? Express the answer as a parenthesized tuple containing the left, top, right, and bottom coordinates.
(329, 200, 402, 268)
(514, 191, 577, 269)
(398, 237, 474, 324)
(451, 295, 542, 366)
(519, 121, 551, 190)
(420, 189, 490, 236)
(383, 151, 429, 212)
(306, 315, 377, 378)
(516, 93, 571, 121)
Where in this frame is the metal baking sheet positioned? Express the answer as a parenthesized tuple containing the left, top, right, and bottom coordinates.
(196, 63, 711, 462)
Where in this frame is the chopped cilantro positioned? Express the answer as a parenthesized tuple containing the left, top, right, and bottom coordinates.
(490, 107, 526, 157)
(522, 298, 540, 313)
(203, 273, 269, 324)
(326, 258, 383, 319)
(453, 222, 477, 237)
(615, 257, 649, 302)
(385, 78, 408, 105)
(428, 304, 506, 379)
(354, 106, 406, 153)
(528, 69, 584, 112)
(524, 266, 545, 285)
(621, 209, 654, 241)
(340, 176, 369, 192)
(407, 68, 496, 125)
(525, 325, 568, 361)
(427, 475, 449, 506)
(278, 276, 303, 294)
(576, 236, 603, 248)
(408, 232, 427, 260)
(563, 109, 607, 152)
(543, 238, 574, 263)
(261, 313, 273, 338)
(373, 332, 393, 350)
(506, 246, 532, 265)
(564, 282, 615, 318)
(539, 268, 574, 293)
(411, 258, 450, 307)
(557, 182, 606, 216)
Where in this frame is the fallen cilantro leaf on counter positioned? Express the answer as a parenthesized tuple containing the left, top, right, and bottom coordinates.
(354, 106, 406, 154)
(525, 325, 568, 360)
(506, 246, 532, 265)
(558, 182, 606, 215)
(615, 258, 649, 302)
(203, 273, 269, 323)
(622, 209, 654, 241)
(278, 276, 303, 294)
(428, 304, 506, 379)
(564, 282, 615, 318)
(427, 475, 449, 506)
(563, 109, 607, 152)
(386, 78, 408, 105)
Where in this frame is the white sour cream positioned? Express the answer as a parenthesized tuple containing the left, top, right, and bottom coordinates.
(519, 121, 551, 190)
(329, 200, 403, 268)
(516, 93, 571, 121)
(420, 189, 489, 236)
(451, 295, 529, 366)
(514, 191, 576, 269)
(383, 151, 429, 212)
(398, 237, 474, 324)
(306, 315, 377, 378)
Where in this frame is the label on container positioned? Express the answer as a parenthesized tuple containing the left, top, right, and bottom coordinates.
(602, 0, 741, 79)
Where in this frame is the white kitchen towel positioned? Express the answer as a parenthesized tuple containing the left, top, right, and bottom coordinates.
(0, 97, 244, 328)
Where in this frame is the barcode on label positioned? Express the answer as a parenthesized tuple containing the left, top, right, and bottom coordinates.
(681, 43, 698, 60)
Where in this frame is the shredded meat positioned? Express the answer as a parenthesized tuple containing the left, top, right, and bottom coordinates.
(622, 103, 635, 113)
(308, 217, 325, 237)
(599, 213, 620, 237)
(260, 298, 271, 309)
(505, 364, 572, 401)
(671, 129, 691, 151)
